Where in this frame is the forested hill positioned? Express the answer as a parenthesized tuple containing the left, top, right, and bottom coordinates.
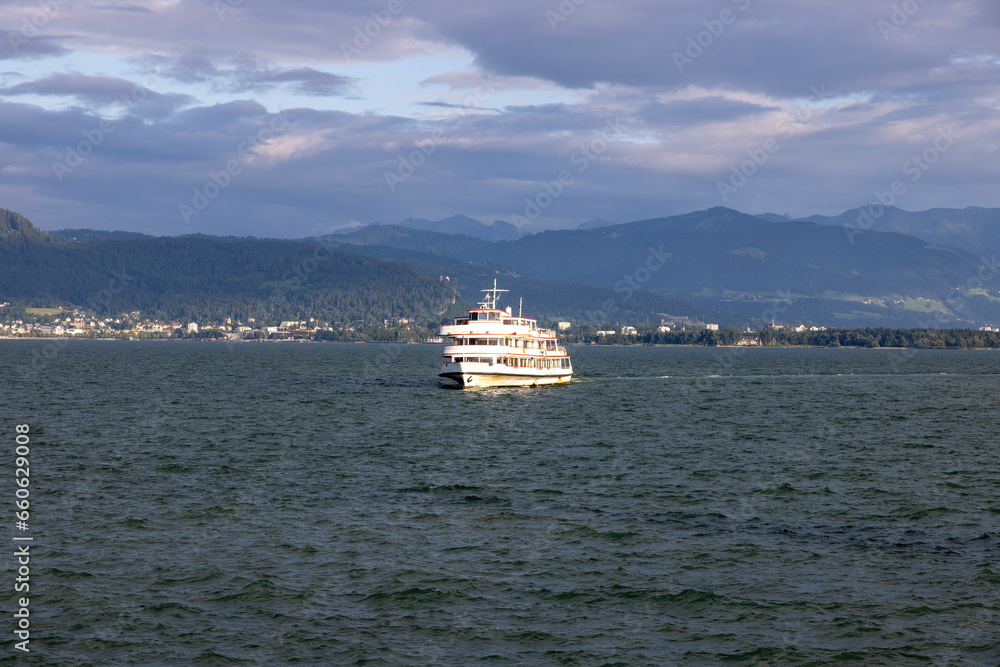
(9, 204, 1000, 328)
(329, 207, 1000, 328)
(321, 241, 734, 326)
(1, 210, 460, 324)
(801, 206, 1000, 260)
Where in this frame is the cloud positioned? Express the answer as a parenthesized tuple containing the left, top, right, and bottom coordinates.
(0, 33, 72, 60)
(0, 0, 996, 238)
(0, 72, 194, 117)
(639, 96, 779, 127)
(244, 66, 353, 97)
(140, 53, 355, 97)
(95, 4, 156, 13)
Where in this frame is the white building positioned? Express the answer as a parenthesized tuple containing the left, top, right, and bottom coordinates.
(705, 323, 719, 331)
(186, 322, 199, 334)
(557, 322, 571, 330)
(621, 326, 637, 335)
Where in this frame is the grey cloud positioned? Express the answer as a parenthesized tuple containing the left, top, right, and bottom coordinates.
(420, 100, 502, 112)
(409, 0, 999, 98)
(504, 104, 569, 115)
(141, 53, 354, 97)
(639, 97, 778, 126)
(0, 72, 194, 117)
(1, 92, 995, 239)
(244, 67, 353, 97)
(0, 32, 72, 60)
(0, 0, 997, 237)
(140, 54, 218, 84)
(96, 4, 155, 13)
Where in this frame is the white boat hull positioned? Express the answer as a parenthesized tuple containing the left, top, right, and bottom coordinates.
(440, 368, 571, 388)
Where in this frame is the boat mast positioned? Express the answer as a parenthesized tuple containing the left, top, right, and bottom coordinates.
(479, 278, 508, 309)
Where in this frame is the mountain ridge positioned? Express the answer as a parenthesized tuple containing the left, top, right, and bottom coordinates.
(10, 205, 1000, 328)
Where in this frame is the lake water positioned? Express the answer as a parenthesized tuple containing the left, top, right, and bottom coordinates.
(1, 340, 998, 665)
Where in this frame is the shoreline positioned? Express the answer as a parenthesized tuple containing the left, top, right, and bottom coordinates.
(5, 337, 1000, 351)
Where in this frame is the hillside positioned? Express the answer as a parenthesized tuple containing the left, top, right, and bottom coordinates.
(331, 214, 524, 242)
(801, 206, 1000, 260)
(1, 212, 460, 325)
(332, 207, 999, 327)
(49, 229, 155, 242)
(396, 215, 523, 241)
(3, 208, 728, 326)
(332, 224, 493, 257)
(9, 204, 1000, 329)
(320, 241, 733, 326)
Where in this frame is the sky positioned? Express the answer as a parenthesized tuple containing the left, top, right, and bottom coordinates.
(0, 0, 998, 238)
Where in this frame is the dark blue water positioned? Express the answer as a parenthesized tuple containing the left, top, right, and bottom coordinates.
(1, 340, 998, 664)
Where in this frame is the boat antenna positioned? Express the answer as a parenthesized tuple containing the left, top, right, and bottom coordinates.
(478, 278, 508, 309)
(518, 297, 522, 318)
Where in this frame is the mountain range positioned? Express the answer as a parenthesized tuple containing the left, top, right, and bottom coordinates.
(799, 206, 1000, 261)
(326, 214, 524, 242)
(326, 207, 1000, 327)
(3, 209, 460, 325)
(8, 204, 1000, 328)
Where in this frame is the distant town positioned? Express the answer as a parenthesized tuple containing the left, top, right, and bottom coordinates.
(4, 304, 1000, 349)
(0, 305, 428, 342)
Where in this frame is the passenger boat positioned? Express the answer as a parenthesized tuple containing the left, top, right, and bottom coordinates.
(439, 281, 573, 388)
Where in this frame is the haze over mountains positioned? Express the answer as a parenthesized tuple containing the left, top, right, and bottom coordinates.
(327, 215, 524, 243)
(799, 206, 1000, 261)
(10, 205, 1000, 329)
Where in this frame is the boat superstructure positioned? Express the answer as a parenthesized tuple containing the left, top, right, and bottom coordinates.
(438, 281, 573, 388)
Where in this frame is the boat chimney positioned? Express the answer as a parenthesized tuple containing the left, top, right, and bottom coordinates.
(505, 306, 512, 315)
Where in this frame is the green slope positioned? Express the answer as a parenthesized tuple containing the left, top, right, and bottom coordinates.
(331, 207, 998, 327)
(1, 210, 458, 324)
